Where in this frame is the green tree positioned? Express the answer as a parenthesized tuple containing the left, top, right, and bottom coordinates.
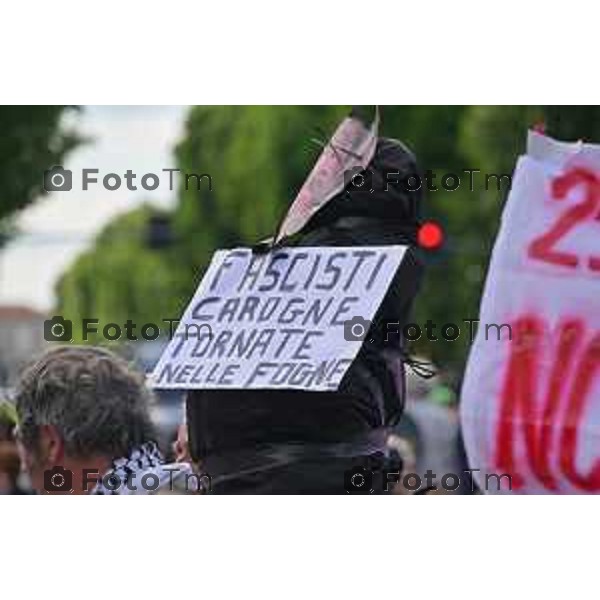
(0, 106, 79, 229)
(56, 204, 184, 344)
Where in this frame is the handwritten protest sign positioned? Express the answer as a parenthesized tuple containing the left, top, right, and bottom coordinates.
(461, 131, 600, 494)
(150, 245, 407, 391)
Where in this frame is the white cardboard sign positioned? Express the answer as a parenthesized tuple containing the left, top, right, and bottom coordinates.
(150, 246, 407, 391)
(461, 131, 600, 494)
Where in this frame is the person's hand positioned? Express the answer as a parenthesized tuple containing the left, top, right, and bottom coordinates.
(173, 424, 191, 463)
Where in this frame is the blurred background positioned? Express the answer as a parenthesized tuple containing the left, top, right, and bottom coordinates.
(0, 104, 598, 475)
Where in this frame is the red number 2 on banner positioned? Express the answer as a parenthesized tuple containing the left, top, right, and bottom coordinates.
(528, 167, 600, 271)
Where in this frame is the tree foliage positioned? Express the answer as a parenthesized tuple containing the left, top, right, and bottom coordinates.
(0, 106, 79, 227)
(56, 204, 184, 344)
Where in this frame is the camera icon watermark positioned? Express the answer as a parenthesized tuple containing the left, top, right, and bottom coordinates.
(343, 166, 374, 199)
(42, 315, 212, 343)
(343, 466, 512, 494)
(44, 466, 74, 493)
(343, 316, 372, 342)
(42, 465, 211, 494)
(344, 466, 374, 494)
(342, 167, 513, 196)
(42, 165, 212, 193)
(44, 316, 73, 342)
(43, 166, 72, 192)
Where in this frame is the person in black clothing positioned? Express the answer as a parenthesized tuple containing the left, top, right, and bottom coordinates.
(183, 123, 428, 494)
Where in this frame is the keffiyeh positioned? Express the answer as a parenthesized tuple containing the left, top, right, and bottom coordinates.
(91, 441, 196, 495)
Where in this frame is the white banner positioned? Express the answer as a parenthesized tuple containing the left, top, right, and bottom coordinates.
(461, 131, 600, 494)
(150, 245, 407, 391)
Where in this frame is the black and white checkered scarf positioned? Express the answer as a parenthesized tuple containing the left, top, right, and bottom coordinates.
(91, 441, 168, 495)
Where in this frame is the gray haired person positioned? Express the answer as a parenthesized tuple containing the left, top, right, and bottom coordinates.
(14, 345, 206, 494)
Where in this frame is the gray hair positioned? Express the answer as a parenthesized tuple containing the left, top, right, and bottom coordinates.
(15, 345, 157, 459)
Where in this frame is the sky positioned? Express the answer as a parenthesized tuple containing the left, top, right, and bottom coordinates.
(0, 105, 188, 312)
